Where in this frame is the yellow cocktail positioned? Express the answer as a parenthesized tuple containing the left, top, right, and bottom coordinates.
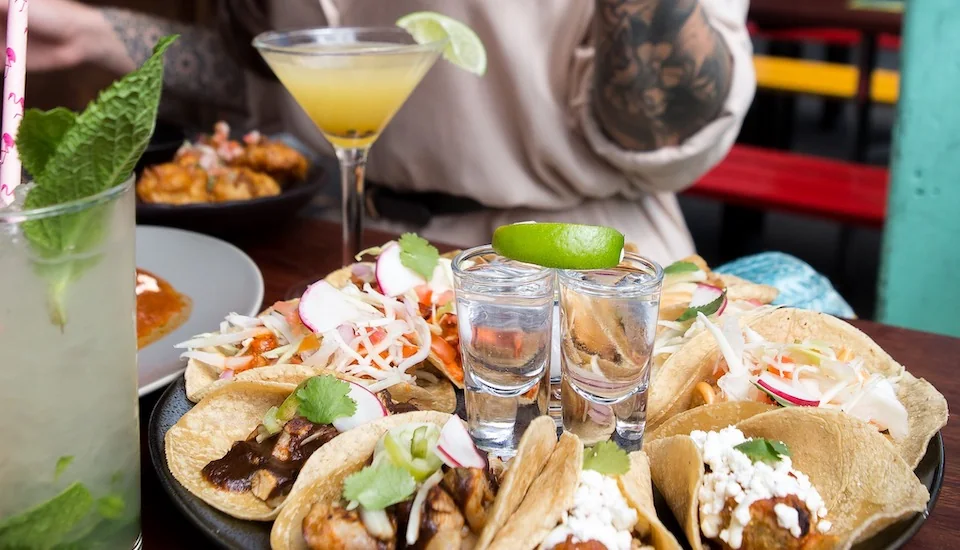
(253, 28, 446, 269)
(263, 43, 440, 150)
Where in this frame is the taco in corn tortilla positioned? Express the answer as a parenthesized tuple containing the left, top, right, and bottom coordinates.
(645, 406, 930, 550)
(647, 307, 947, 468)
(270, 415, 558, 550)
(657, 255, 777, 323)
(164, 375, 438, 521)
(651, 257, 777, 384)
(197, 362, 457, 414)
(327, 234, 466, 389)
(180, 299, 308, 402)
(488, 434, 681, 550)
(180, 252, 454, 403)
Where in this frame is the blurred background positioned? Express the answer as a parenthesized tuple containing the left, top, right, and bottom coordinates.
(41, 1, 910, 323)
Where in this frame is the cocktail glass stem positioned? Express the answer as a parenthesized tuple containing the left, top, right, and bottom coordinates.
(336, 147, 370, 267)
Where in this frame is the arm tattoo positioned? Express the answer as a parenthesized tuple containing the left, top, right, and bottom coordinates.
(593, 0, 733, 151)
(101, 8, 248, 113)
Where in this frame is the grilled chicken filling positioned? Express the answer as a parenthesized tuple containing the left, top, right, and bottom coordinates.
(301, 466, 500, 550)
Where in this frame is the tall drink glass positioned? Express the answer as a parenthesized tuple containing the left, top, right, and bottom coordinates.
(0, 178, 141, 548)
(452, 246, 555, 456)
(558, 253, 662, 451)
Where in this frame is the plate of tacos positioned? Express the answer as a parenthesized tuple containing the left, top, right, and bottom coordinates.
(150, 234, 946, 549)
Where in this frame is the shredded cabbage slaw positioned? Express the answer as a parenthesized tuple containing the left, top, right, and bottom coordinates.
(176, 283, 434, 391)
(698, 312, 909, 439)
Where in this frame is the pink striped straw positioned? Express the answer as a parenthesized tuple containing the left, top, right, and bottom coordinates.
(0, 0, 28, 206)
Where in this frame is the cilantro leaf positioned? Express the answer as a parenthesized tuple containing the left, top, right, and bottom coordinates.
(664, 261, 700, 275)
(55, 455, 74, 481)
(17, 107, 76, 178)
(0, 482, 93, 548)
(676, 290, 727, 322)
(343, 461, 417, 510)
(734, 438, 791, 464)
(582, 441, 630, 476)
(19, 35, 177, 327)
(398, 233, 439, 280)
(296, 375, 357, 425)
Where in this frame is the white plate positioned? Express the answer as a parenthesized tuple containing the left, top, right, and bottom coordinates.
(136, 226, 264, 396)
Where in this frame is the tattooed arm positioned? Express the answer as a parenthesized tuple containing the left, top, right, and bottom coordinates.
(593, 0, 734, 151)
(94, 8, 247, 112)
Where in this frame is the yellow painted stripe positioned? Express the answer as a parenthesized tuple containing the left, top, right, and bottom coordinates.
(753, 55, 899, 104)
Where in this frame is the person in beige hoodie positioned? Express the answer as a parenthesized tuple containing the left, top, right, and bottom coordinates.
(3, 0, 754, 263)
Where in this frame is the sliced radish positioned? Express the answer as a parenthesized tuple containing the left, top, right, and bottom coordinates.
(332, 381, 389, 432)
(351, 263, 375, 284)
(691, 283, 726, 308)
(756, 372, 820, 407)
(677, 285, 727, 322)
(435, 446, 462, 469)
(376, 242, 427, 297)
(299, 280, 367, 333)
(436, 417, 485, 469)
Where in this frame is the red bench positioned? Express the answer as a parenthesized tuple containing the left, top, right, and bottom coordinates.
(747, 24, 902, 51)
(686, 144, 888, 228)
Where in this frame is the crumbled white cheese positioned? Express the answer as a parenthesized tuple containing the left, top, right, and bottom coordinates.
(773, 503, 801, 537)
(542, 470, 638, 550)
(690, 427, 830, 549)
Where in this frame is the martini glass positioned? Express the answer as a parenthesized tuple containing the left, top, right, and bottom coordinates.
(253, 28, 446, 292)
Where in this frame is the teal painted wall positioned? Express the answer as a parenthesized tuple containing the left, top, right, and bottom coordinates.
(878, 0, 960, 337)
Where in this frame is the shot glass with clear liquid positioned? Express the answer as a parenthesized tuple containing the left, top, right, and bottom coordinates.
(558, 253, 663, 451)
(452, 246, 555, 457)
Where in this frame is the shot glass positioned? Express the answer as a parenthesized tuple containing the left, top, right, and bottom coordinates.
(452, 246, 555, 457)
(558, 253, 663, 451)
(548, 298, 562, 426)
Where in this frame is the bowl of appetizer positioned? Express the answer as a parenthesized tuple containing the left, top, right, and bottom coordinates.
(135, 121, 325, 236)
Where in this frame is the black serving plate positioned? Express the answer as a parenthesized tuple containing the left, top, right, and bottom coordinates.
(149, 376, 944, 550)
(135, 134, 327, 238)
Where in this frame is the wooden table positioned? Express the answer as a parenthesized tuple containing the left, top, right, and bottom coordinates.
(139, 218, 956, 548)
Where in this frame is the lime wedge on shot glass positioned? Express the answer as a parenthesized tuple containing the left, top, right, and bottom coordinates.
(397, 11, 487, 76)
(492, 222, 625, 269)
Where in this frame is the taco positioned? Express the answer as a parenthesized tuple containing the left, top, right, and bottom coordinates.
(645, 406, 930, 550)
(327, 235, 466, 389)
(197, 363, 457, 414)
(657, 255, 777, 322)
(164, 375, 439, 520)
(179, 299, 307, 401)
(271, 415, 558, 550)
(179, 254, 455, 403)
(490, 434, 682, 550)
(647, 307, 947, 468)
(652, 257, 777, 381)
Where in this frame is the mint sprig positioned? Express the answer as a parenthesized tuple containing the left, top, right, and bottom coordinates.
(18, 35, 177, 327)
(0, 482, 93, 548)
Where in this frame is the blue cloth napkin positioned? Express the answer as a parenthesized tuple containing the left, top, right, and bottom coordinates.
(715, 252, 855, 319)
